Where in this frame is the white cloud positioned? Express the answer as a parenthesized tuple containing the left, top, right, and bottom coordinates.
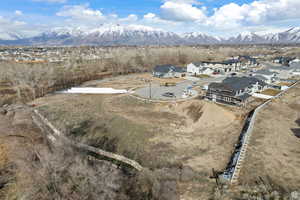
(207, 0, 300, 30)
(160, 1, 206, 22)
(0, 16, 26, 27)
(0, 16, 29, 40)
(32, 0, 67, 3)
(144, 13, 156, 20)
(56, 4, 105, 21)
(3, 0, 300, 38)
(15, 10, 23, 16)
(142, 12, 180, 28)
(119, 14, 138, 22)
(162, 0, 201, 4)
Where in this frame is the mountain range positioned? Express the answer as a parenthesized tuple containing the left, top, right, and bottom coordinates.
(1, 25, 300, 46)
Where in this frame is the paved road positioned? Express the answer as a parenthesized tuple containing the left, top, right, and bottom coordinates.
(134, 76, 227, 100)
(135, 81, 197, 100)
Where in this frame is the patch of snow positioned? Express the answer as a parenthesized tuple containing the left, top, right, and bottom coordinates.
(62, 87, 129, 94)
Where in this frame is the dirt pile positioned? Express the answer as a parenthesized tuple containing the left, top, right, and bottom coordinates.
(174, 100, 236, 131)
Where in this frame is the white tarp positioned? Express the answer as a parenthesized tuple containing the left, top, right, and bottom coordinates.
(62, 87, 128, 94)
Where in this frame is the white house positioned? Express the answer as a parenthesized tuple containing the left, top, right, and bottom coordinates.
(187, 60, 239, 76)
(187, 62, 203, 75)
(201, 67, 215, 75)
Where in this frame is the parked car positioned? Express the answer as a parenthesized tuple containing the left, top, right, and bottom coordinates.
(230, 73, 237, 76)
(162, 92, 175, 97)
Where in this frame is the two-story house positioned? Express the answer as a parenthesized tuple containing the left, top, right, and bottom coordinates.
(206, 76, 267, 106)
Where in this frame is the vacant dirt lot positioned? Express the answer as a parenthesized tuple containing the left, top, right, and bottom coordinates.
(31, 74, 247, 200)
(82, 73, 185, 90)
(239, 83, 300, 191)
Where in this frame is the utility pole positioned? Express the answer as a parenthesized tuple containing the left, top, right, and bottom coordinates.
(149, 81, 152, 99)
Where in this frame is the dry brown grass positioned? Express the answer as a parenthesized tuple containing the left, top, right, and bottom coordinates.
(260, 88, 281, 96)
(276, 82, 293, 86)
(239, 83, 300, 191)
(32, 74, 247, 199)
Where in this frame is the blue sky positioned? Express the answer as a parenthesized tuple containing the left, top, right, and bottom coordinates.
(1, 0, 300, 38)
(0, 0, 256, 18)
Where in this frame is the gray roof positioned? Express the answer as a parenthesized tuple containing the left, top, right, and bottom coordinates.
(253, 75, 268, 81)
(193, 60, 239, 66)
(153, 65, 184, 73)
(222, 76, 266, 91)
(254, 69, 277, 75)
(192, 62, 204, 67)
(209, 76, 266, 92)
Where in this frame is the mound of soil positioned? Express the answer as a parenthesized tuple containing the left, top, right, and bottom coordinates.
(175, 100, 236, 131)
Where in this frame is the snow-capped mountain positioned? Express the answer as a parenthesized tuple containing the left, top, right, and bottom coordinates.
(227, 32, 266, 44)
(1, 26, 300, 46)
(263, 27, 300, 43)
(81, 24, 184, 46)
(10, 24, 184, 46)
(42, 27, 87, 38)
(182, 32, 224, 44)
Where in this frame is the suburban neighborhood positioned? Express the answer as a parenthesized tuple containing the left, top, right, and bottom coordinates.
(148, 55, 300, 107)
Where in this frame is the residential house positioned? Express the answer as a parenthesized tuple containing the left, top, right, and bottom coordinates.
(153, 65, 185, 78)
(273, 56, 296, 66)
(187, 62, 204, 75)
(252, 69, 278, 84)
(187, 62, 214, 75)
(237, 55, 258, 69)
(187, 59, 241, 75)
(206, 76, 267, 106)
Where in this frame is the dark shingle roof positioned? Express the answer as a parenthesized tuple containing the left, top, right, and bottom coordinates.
(153, 65, 184, 73)
(209, 76, 266, 92)
(192, 62, 204, 66)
